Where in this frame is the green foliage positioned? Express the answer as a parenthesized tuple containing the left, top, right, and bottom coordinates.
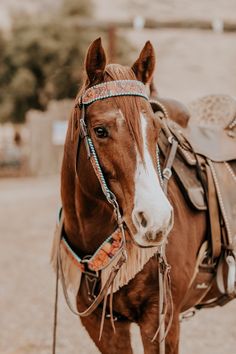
(0, 0, 132, 123)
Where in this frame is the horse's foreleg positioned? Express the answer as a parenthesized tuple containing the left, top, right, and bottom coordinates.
(139, 313, 180, 354)
(80, 313, 133, 354)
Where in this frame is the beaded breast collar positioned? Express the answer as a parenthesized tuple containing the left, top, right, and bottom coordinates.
(61, 227, 124, 273)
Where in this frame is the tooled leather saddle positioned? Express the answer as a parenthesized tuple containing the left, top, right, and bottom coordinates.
(151, 94, 236, 313)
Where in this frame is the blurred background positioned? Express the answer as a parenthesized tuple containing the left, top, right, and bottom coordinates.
(0, 0, 236, 353)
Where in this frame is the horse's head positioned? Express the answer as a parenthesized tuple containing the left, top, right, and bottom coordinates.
(75, 38, 173, 247)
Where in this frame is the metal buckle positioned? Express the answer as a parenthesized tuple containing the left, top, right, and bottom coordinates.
(180, 309, 197, 321)
(81, 257, 99, 278)
(106, 191, 117, 204)
(106, 191, 123, 225)
(162, 167, 172, 180)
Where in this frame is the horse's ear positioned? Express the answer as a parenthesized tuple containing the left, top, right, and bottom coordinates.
(85, 38, 106, 85)
(131, 41, 155, 84)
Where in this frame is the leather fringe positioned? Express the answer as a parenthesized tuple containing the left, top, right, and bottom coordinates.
(51, 223, 160, 295)
(101, 242, 159, 293)
(51, 223, 82, 296)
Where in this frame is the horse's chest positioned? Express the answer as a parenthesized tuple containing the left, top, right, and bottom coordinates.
(112, 266, 159, 321)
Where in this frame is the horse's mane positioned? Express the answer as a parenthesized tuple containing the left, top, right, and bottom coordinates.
(73, 64, 145, 159)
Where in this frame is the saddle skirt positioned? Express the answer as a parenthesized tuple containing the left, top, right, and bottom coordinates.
(162, 94, 236, 248)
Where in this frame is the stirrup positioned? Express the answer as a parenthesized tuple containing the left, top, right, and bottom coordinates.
(216, 252, 236, 296)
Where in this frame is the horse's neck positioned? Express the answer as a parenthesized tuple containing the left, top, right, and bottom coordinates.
(62, 179, 116, 256)
(77, 182, 117, 253)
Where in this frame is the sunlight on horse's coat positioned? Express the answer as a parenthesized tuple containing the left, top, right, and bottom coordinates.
(132, 114, 173, 246)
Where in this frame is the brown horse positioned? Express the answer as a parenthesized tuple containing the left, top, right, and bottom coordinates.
(58, 38, 208, 354)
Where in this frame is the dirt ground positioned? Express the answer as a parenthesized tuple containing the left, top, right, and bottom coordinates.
(1, 176, 236, 354)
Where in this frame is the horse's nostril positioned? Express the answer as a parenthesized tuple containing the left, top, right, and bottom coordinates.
(156, 231, 162, 241)
(144, 231, 163, 243)
(138, 212, 147, 228)
(145, 231, 153, 241)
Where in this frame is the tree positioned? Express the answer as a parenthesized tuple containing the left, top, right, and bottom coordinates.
(0, 0, 92, 123)
(0, 0, 132, 123)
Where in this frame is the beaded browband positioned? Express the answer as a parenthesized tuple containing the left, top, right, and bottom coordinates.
(80, 79, 149, 106)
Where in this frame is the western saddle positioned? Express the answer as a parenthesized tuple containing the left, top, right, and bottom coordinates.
(151, 94, 236, 314)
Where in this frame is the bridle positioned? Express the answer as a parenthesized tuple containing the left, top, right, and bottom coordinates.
(75, 79, 171, 244)
(52, 79, 178, 354)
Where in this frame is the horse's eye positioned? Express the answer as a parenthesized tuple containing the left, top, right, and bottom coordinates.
(94, 127, 108, 139)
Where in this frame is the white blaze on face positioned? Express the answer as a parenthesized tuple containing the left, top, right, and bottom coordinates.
(132, 114, 173, 246)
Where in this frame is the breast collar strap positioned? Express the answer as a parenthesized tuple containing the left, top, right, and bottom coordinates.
(61, 227, 125, 274)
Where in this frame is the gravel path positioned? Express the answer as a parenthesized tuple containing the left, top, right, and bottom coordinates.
(1, 176, 236, 354)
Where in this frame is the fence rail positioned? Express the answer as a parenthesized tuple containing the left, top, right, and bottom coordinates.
(69, 18, 236, 32)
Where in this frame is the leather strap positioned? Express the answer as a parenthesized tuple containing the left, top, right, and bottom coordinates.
(205, 163, 222, 259)
(196, 292, 235, 309)
(153, 110, 178, 194)
(162, 138, 178, 194)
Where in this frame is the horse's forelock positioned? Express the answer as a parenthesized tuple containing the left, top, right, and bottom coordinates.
(103, 64, 144, 160)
